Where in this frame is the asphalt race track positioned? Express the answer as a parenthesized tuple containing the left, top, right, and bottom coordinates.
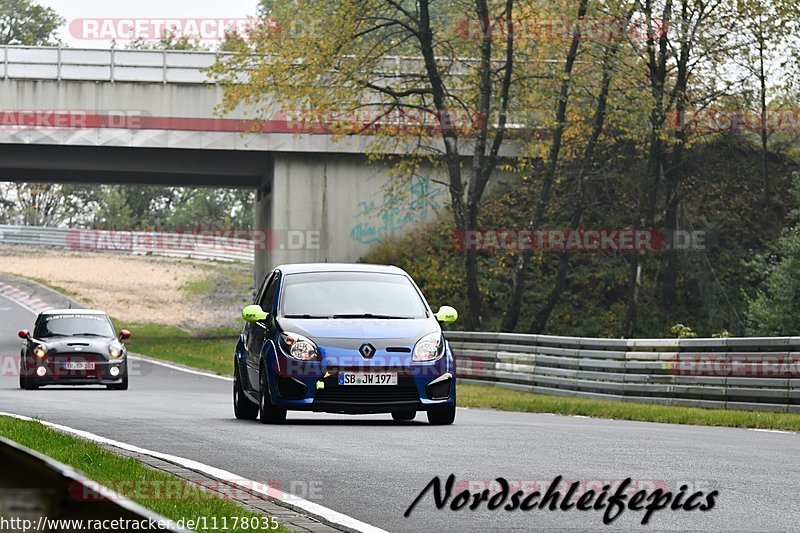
(1, 290, 799, 532)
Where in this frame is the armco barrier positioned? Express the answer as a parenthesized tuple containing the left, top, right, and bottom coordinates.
(0, 435, 181, 528)
(0, 225, 254, 263)
(447, 331, 800, 413)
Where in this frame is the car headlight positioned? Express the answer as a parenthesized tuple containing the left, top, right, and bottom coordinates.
(280, 332, 320, 361)
(413, 332, 444, 362)
(109, 343, 123, 358)
(34, 346, 46, 359)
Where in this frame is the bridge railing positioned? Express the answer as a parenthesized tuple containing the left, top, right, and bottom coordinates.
(447, 331, 800, 413)
(2, 45, 218, 84)
(0, 224, 254, 263)
(0, 45, 464, 85)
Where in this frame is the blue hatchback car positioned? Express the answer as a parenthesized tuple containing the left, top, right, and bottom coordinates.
(233, 263, 458, 425)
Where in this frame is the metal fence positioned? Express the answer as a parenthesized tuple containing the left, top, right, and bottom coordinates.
(0, 225, 254, 263)
(447, 331, 800, 413)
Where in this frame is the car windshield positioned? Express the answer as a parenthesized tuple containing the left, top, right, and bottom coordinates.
(281, 272, 428, 319)
(35, 314, 116, 338)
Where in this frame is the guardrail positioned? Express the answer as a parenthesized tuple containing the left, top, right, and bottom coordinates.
(447, 331, 800, 413)
(0, 225, 254, 263)
(0, 435, 181, 529)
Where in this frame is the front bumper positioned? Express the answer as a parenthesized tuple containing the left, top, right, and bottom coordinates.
(24, 354, 127, 385)
(266, 350, 456, 414)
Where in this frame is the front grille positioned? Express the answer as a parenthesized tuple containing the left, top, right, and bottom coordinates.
(47, 353, 102, 379)
(314, 378, 420, 404)
(49, 353, 101, 362)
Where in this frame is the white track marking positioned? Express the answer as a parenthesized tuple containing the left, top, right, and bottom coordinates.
(0, 287, 43, 314)
(128, 355, 232, 382)
(0, 412, 388, 533)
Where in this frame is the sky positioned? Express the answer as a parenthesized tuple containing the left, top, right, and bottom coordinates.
(40, 0, 261, 48)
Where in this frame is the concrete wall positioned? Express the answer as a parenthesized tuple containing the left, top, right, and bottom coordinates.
(254, 153, 451, 286)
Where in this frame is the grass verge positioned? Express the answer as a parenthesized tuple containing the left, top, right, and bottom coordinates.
(459, 383, 800, 431)
(117, 322, 238, 376)
(180, 277, 217, 298)
(0, 416, 289, 532)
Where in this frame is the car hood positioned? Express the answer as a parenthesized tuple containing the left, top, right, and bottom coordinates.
(34, 336, 117, 354)
(277, 317, 439, 341)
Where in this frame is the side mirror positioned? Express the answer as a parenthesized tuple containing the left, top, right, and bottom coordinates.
(18, 330, 29, 339)
(242, 304, 268, 323)
(119, 330, 131, 340)
(434, 305, 458, 324)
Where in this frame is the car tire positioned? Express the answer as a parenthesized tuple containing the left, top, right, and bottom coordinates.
(107, 376, 128, 391)
(259, 369, 286, 424)
(20, 362, 38, 390)
(234, 362, 259, 420)
(391, 410, 416, 421)
(427, 405, 456, 425)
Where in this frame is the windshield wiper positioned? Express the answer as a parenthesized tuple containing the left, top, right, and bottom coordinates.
(332, 313, 413, 319)
(72, 333, 108, 337)
(283, 314, 332, 319)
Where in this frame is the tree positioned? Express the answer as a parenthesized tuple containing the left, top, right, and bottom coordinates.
(211, 0, 520, 328)
(126, 29, 209, 51)
(502, 0, 590, 332)
(622, 0, 739, 335)
(10, 183, 64, 226)
(747, 173, 800, 335)
(732, 0, 800, 209)
(0, 0, 63, 45)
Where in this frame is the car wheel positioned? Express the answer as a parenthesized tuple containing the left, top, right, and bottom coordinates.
(427, 405, 456, 425)
(20, 362, 38, 390)
(259, 369, 286, 424)
(391, 410, 416, 421)
(234, 362, 259, 420)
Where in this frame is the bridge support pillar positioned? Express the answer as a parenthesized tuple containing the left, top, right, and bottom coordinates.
(253, 152, 449, 290)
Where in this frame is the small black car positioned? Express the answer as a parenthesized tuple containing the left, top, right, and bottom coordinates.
(18, 309, 130, 390)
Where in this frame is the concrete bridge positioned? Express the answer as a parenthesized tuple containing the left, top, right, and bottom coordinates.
(0, 45, 500, 285)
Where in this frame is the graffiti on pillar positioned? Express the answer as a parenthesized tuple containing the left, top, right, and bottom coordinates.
(350, 176, 444, 245)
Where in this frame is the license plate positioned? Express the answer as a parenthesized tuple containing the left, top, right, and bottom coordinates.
(338, 372, 398, 386)
(63, 362, 95, 371)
